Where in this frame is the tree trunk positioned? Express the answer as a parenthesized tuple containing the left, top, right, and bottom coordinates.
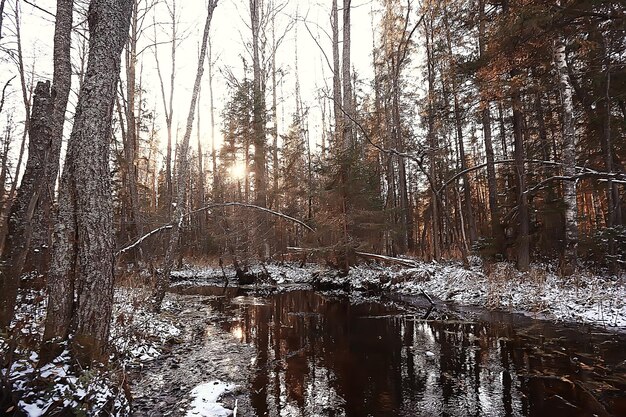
(512, 90, 529, 272)
(251, 0, 266, 210)
(342, 0, 353, 148)
(425, 17, 440, 260)
(42, 0, 133, 365)
(331, 0, 342, 149)
(123, 0, 142, 244)
(443, 8, 476, 244)
(209, 36, 217, 192)
(555, 37, 578, 274)
(26, 0, 73, 276)
(478, 0, 502, 255)
(0, 82, 52, 331)
(153, 0, 218, 310)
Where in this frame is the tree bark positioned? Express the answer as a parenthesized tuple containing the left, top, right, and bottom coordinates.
(555, 37, 578, 274)
(478, 0, 502, 255)
(331, 0, 342, 149)
(342, 0, 353, 148)
(251, 0, 266, 210)
(26, 0, 73, 276)
(123, 0, 142, 244)
(0, 82, 52, 331)
(512, 90, 529, 272)
(425, 16, 440, 260)
(42, 0, 133, 365)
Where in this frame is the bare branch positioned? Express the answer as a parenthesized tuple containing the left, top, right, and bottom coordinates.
(116, 225, 173, 256)
(0, 76, 15, 115)
(116, 202, 315, 256)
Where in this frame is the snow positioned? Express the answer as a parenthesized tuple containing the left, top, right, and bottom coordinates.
(172, 260, 626, 329)
(186, 380, 236, 417)
(387, 261, 626, 328)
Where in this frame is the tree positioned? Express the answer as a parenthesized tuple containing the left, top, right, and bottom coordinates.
(0, 0, 73, 331)
(153, 0, 219, 310)
(555, 35, 578, 273)
(42, 0, 133, 364)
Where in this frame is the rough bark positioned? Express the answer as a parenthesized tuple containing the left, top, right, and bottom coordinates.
(26, 0, 73, 275)
(153, 0, 218, 310)
(555, 37, 578, 274)
(42, 0, 133, 365)
(0, 82, 52, 331)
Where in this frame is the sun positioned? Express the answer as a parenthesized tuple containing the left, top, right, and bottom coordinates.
(228, 162, 247, 180)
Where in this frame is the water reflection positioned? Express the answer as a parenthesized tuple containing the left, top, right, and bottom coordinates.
(175, 286, 626, 417)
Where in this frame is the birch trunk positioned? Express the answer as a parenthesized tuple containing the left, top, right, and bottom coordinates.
(555, 37, 578, 274)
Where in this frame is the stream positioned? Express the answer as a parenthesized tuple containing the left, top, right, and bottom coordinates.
(173, 285, 626, 417)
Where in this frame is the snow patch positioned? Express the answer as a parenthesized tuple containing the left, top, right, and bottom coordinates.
(186, 380, 236, 417)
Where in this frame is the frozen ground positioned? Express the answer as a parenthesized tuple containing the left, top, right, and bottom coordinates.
(130, 292, 254, 417)
(1, 288, 253, 417)
(172, 259, 626, 329)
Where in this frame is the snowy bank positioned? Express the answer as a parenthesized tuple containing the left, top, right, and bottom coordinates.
(171, 260, 626, 329)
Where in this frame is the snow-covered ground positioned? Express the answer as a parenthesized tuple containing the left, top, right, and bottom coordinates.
(1, 288, 248, 417)
(172, 260, 626, 329)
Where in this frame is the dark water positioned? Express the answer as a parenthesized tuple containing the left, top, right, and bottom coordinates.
(175, 286, 626, 417)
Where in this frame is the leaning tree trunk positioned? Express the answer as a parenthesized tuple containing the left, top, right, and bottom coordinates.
(153, 0, 219, 311)
(555, 37, 578, 275)
(42, 0, 133, 365)
(0, 82, 52, 331)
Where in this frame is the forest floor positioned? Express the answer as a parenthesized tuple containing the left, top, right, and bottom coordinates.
(2, 288, 255, 417)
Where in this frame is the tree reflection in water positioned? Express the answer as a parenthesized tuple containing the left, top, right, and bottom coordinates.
(176, 287, 626, 417)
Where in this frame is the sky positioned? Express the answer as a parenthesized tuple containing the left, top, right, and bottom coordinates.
(0, 0, 424, 179)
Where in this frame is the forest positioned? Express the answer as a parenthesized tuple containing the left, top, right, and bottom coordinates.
(0, 0, 625, 416)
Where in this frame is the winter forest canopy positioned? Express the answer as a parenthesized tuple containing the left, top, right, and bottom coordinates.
(0, 0, 625, 415)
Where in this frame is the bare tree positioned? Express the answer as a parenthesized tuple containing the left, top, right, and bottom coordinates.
(153, 0, 219, 311)
(0, 0, 73, 330)
(153, 0, 177, 215)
